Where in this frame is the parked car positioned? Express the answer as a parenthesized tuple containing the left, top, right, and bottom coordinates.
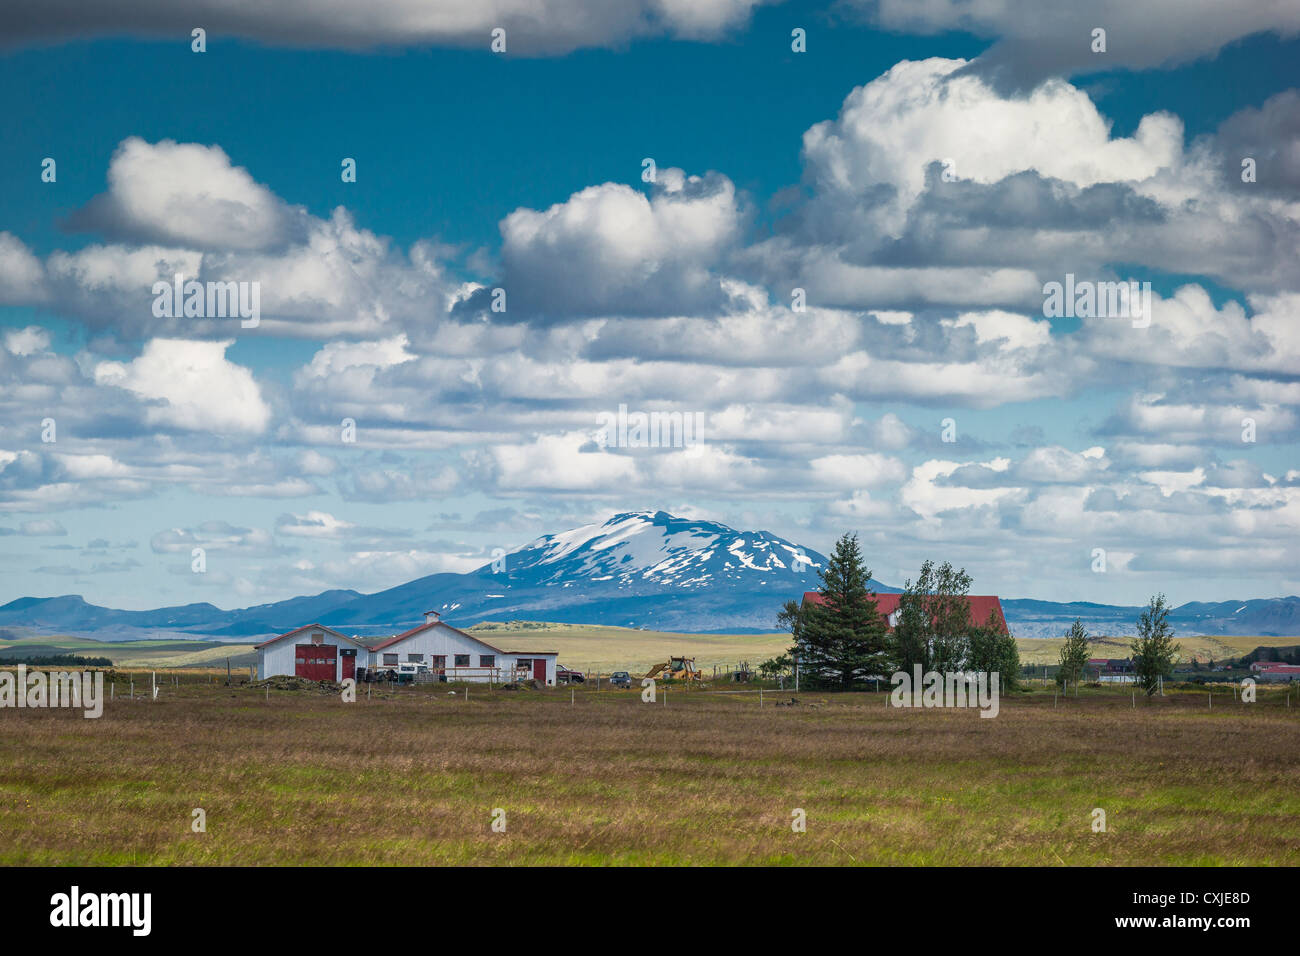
(609, 671, 632, 688)
(557, 667, 585, 684)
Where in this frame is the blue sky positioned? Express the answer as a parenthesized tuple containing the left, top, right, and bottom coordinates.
(0, 0, 1298, 611)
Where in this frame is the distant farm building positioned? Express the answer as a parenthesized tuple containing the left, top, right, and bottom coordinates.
(255, 611, 558, 685)
(1251, 662, 1300, 682)
(1088, 658, 1136, 683)
(800, 592, 1009, 633)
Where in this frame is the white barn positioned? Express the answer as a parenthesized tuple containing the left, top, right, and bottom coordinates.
(255, 623, 369, 683)
(255, 611, 558, 686)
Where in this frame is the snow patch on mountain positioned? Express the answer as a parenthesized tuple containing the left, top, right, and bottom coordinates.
(502, 510, 822, 590)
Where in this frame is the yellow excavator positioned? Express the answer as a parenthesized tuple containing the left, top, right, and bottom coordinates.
(643, 655, 705, 683)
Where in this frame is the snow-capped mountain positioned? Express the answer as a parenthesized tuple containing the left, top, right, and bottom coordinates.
(0, 511, 855, 637)
(3, 510, 1298, 640)
(503, 511, 823, 591)
(310, 510, 851, 633)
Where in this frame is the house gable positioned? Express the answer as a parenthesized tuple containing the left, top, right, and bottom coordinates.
(369, 620, 508, 657)
(254, 623, 365, 651)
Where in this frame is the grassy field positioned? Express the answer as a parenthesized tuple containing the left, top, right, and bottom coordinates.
(1, 676, 1297, 865)
(468, 620, 792, 672)
(3, 624, 1299, 674)
(0, 634, 258, 669)
(478, 622, 1300, 671)
(1014, 633, 1300, 667)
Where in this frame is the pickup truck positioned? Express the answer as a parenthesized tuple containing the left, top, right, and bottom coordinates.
(556, 666, 585, 685)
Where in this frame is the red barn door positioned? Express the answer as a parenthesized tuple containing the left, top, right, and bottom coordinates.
(295, 644, 336, 680)
(533, 658, 546, 681)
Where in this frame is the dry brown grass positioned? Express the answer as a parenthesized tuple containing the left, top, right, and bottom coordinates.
(1015, 634, 1300, 666)
(8, 625, 1297, 674)
(1, 680, 1297, 865)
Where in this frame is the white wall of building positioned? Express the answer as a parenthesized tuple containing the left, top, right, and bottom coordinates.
(259, 637, 300, 679)
(257, 620, 558, 686)
(364, 621, 557, 685)
(257, 626, 366, 680)
(503, 652, 557, 686)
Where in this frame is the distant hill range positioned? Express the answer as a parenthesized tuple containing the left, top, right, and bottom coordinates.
(1, 510, 1297, 641)
(998, 596, 1300, 640)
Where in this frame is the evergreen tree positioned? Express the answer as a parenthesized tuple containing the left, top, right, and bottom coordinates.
(1056, 619, 1091, 689)
(1132, 594, 1180, 696)
(795, 533, 889, 688)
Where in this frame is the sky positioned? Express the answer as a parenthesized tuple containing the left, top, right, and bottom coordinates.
(0, 0, 1297, 611)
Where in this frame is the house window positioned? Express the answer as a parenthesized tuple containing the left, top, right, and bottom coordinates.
(432, 656, 446, 670)
(454, 654, 470, 668)
(383, 653, 398, 665)
(408, 653, 424, 662)
(480, 655, 495, 668)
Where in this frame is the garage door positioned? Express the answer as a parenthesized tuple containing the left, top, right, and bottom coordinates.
(295, 644, 337, 681)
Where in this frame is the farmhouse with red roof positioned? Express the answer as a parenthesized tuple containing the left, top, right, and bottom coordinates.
(801, 591, 1009, 633)
(1251, 661, 1300, 682)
